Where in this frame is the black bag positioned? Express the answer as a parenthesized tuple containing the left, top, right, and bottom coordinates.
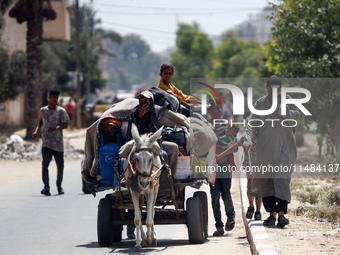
(161, 126, 186, 149)
(149, 87, 179, 117)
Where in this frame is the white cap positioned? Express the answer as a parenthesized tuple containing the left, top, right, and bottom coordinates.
(138, 90, 154, 100)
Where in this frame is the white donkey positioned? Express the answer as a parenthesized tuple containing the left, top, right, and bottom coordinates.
(119, 124, 163, 251)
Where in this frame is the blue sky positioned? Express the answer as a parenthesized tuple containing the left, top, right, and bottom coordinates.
(79, 0, 271, 52)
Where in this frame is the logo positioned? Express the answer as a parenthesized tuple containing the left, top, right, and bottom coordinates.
(105, 154, 113, 164)
(196, 82, 222, 115)
(199, 83, 311, 116)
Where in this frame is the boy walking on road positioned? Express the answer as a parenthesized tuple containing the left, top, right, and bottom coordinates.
(207, 100, 236, 236)
(33, 90, 70, 196)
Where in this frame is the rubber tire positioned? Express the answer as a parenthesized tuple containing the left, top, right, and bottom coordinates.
(112, 209, 122, 242)
(186, 197, 205, 244)
(82, 178, 91, 194)
(194, 191, 208, 240)
(104, 195, 122, 243)
(97, 197, 113, 246)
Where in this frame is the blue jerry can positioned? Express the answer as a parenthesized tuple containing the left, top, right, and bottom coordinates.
(161, 150, 169, 163)
(98, 134, 121, 188)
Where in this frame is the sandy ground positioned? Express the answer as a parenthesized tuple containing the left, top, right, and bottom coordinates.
(266, 199, 340, 255)
(264, 133, 340, 255)
(1, 130, 340, 254)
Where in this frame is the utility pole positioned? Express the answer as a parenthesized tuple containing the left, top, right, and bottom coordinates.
(84, 3, 93, 114)
(75, 0, 81, 129)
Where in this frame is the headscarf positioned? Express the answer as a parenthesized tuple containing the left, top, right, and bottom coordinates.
(127, 97, 159, 141)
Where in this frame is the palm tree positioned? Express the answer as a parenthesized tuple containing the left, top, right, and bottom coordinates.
(69, 4, 121, 127)
(0, 0, 13, 16)
(25, 0, 44, 139)
(0, 1, 13, 93)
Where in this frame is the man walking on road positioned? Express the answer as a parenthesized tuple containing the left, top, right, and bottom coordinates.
(33, 89, 70, 196)
(243, 76, 300, 228)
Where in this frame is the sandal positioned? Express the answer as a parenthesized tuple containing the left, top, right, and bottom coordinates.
(246, 207, 255, 219)
(225, 216, 235, 231)
(263, 216, 276, 227)
(213, 227, 224, 236)
(277, 215, 289, 228)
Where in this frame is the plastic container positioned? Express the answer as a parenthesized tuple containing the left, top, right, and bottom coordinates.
(98, 133, 121, 188)
(174, 156, 191, 180)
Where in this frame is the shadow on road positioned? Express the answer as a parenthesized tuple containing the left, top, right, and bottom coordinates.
(76, 238, 211, 253)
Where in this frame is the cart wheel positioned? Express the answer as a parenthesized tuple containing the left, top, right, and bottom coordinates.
(105, 195, 122, 242)
(112, 208, 122, 243)
(97, 197, 113, 246)
(194, 191, 208, 240)
(186, 197, 205, 244)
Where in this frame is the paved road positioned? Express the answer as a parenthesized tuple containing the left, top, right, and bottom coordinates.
(0, 163, 251, 255)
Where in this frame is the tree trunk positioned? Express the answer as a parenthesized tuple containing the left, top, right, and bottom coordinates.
(329, 126, 339, 156)
(25, 1, 43, 140)
(75, 0, 81, 129)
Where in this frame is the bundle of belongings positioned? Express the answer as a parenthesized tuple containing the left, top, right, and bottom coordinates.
(81, 91, 218, 190)
(188, 113, 218, 183)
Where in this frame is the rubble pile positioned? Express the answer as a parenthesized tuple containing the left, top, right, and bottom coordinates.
(0, 135, 83, 161)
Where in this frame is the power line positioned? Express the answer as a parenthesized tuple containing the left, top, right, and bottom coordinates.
(79, 1, 265, 12)
(102, 21, 272, 38)
(105, 26, 175, 42)
(88, 10, 264, 16)
(102, 21, 178, 35)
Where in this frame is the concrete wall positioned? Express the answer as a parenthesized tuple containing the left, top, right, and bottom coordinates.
(43, 0, 71, 41)
(1, 4, 26, 127)
(2, 5, 26, 54)
(0, 0, 71, 127)
(0, 94, 25, 127)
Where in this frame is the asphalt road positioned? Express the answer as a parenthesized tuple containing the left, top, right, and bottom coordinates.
(0, 163, 251, 255)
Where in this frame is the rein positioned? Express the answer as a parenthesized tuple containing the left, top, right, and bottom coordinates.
(126, 147, 163, 189)
(135, 148, 152, 153)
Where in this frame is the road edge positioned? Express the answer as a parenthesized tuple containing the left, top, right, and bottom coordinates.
(239, 172, 277, 255)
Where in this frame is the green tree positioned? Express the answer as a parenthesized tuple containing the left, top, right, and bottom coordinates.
(7, 0, 55, 139)
(0, 45, 10, 102)
(265, 0, 340, 77)
(212, 31, 265, 78)
(0, 1, 27, 104)
(106, 34, 164, 91)
(122, 34, 149, 61)
(212, 31, 247, 77)
(69, 4, 122, 100)
(264, 0, 340, 154)
(42, 42, 68, 93)
(170, 22, 213, 94)
(0, 0, 13, 30)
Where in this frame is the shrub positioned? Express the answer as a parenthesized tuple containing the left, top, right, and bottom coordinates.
(293, 184, 340, 225)
(323, 187, 340, 205)
(295, 189, 322, 204)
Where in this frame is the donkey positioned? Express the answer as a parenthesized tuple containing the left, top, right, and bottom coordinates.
(119, 123, 164, 251)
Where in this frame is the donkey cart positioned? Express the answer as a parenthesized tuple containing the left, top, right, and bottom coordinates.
(96, 159, 209, 247)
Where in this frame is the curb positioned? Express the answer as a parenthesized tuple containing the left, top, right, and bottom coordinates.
(239, 172, 277, 255)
